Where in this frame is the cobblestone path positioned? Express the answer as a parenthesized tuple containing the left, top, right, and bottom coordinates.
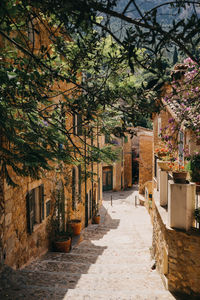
(0, 187, 176, 299)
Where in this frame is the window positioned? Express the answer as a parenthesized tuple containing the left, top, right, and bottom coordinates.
(46, 200, 51, 218)
(98, 177, 100, 202)
(154, 155, 158, 178)
(158, 117, 161, 137)
(72, 165, 82, 208)
(78, 164, 82, 202)
(26, 184, 44, 234)
(178, 131, 184, 166)
(73, 113, 82, 136)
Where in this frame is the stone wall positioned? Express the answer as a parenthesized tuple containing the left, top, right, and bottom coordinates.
(139, 134, 153, 194)
(153, 204, 200, 296)
(0, 157, 102, 269)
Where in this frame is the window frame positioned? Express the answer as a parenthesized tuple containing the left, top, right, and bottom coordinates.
(26, 184, 45, 234)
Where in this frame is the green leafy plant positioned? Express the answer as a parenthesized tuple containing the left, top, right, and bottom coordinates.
(194, 208, 200, 224)
(187, 152, 200, 182)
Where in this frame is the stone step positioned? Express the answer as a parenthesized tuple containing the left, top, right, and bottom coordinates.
(41, 252, 151, 265)
(44, 247, 152, 257)
(16, 269, 165, 291)
(72, 246, 151, 255)
(0, 283, 174, 300)
(24, 260, 153, 275)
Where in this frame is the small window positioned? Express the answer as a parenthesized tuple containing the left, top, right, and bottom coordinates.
(26, 184, 44, 234)
(158, 117, 161, 137)
(178, 131, 184, 166)
(46, 200, 51, 217)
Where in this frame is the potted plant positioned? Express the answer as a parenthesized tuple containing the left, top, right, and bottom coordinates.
(156, 146, 175, 171)
(67, 207, 82, 236)
(51, 213, 72, 253)
(68, 218, 82, 235)
(186, 151, 200, 191)
(171, 163, 188, 183)
(194, 207, 200, 228)
(187, 152, 200, 182)
(50, 182, 72, 253)
(53, 231, 72, 253)
(93, 202, 100, 224)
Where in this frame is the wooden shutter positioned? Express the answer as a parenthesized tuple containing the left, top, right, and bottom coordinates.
(26, 190, 34, 234)
(73, 113, 76, 135)
(78, 165, 82, 202)
(39, 184, 45, 222)
(72, 167, 76, 210)
(98, 177, 100, 202)
(89, 189, 92, 219)
(77, 113, 82, 136)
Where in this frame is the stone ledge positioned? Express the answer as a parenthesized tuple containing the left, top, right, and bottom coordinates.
(139, 194, 145, 206)
(153, 188, 169, 229)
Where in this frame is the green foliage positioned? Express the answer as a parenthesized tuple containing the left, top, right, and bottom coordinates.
(187, 153, 200, 182)
(0, 0, 200, 184)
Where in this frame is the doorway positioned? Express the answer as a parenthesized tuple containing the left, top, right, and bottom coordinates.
(103, 167, 113, 191)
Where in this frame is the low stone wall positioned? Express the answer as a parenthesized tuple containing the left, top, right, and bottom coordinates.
(153, 204, 200, 296)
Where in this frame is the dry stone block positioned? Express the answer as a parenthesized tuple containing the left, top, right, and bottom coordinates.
(5, 213, 12, 227)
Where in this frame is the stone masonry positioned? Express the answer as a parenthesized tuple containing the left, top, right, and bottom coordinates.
(153, 203, 200, 297)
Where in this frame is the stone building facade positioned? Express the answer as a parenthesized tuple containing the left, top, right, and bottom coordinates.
(0, 114, 103, 269)
(0, 18, 103, 270)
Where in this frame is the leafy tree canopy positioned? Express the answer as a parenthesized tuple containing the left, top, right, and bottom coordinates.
(0, 0, 200, 184)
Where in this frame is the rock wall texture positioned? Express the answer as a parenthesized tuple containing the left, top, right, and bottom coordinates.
(153, 204, 200, 296)
(0, 159, 102, 269)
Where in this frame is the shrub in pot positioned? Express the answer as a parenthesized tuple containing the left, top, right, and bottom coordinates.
(92, 202, 100, 224)
(68, 219, 82, 235)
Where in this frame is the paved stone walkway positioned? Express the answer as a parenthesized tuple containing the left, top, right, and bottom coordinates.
(0, 187, 176, 299)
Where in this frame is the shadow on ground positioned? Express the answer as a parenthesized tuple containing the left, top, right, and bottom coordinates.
(0, 205, 120, 300)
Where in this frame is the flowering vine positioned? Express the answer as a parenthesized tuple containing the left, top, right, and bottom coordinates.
(160, 58, 200, 159)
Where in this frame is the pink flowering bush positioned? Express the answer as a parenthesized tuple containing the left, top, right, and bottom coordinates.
(160, 58, 200, 157)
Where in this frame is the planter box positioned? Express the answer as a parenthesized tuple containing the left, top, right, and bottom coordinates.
(168, 181, 195, 231)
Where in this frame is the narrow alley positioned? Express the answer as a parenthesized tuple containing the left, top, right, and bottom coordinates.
(0, 187, 175, 300)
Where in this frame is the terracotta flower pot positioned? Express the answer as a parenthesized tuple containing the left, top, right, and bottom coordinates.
(53, 237, 71, 253)
(93, 215, 100, 224)
(69, 220, 82, 235)
(157, 161, 171, 171)
(172, 171, 187, 184)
